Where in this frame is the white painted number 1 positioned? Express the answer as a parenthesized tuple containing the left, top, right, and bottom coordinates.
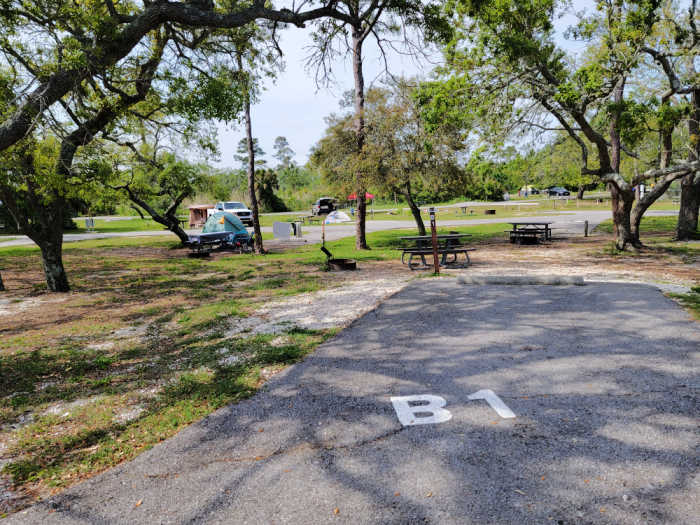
(391, 390, 516, 426)
(467, 389, 516, 419)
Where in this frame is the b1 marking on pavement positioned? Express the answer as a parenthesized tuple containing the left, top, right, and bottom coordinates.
(467, 389, 516, 419)
(390, 395, 452, 426)
(391, 390, 516, 426)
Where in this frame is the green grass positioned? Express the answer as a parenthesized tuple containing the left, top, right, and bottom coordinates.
(594, 215, 687, 235)
(668, 286, 700, 320)
(73, 217, 178, 233)
(1, 329, 331, 489)
(592, 216, 699, 261)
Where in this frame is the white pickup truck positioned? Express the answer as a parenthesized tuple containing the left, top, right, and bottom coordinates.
(210, 201, 254, 226)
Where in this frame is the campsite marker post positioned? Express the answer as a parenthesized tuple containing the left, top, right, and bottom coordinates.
(429, 207, 440, 275)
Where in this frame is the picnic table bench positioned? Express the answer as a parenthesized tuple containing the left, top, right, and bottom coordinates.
(507, 222, 553, 244)
(400, 234, 475, 270)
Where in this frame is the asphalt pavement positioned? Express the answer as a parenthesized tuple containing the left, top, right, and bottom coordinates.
(9, 280, 699, 524)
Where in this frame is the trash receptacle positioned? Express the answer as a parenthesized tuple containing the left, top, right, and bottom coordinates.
(294, 222, 303, 238)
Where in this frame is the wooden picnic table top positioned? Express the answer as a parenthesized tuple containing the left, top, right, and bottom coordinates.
(508, 221, 553, 226)
(399, 233, 472, 241)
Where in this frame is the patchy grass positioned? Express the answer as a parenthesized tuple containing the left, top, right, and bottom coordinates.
(593, 215, 697, 236)
(592, 216, 699, 260)
(668, 286, 700, 320)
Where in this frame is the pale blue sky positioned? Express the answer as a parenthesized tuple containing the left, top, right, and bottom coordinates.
(214, 1, 589, 169)
(214, 25, 434, 168)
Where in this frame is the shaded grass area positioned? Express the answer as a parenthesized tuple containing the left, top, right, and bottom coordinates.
(668, 286, 700, 320)
(593, 215, 688, 235)
(2, 330, 330, 490)
(0, 223, 505, 504)
(593, 216, 699, 259)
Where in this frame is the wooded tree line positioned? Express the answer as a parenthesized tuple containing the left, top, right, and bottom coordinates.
(0, 0, 698, 292)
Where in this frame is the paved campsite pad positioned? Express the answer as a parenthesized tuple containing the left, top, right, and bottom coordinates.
(9, 281, 699, 524)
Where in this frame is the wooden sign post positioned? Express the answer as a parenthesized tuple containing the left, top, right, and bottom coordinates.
(429, 207, 440, 275)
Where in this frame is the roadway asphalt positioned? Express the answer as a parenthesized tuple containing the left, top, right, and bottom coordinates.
(9, 280, 699, 524)
(0, 210, 679, 248)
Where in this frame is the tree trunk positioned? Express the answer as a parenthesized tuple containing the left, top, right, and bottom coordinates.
(403, 181, 426, 235)
(0, 271, 5, 291)
(123, 191, 190, 245)
(38, 234, 70, 292)
(631, 179, 674, 244)
(676, 174, 700, 239)
(241, 63, 264, 254)
(0, 186, 71, 292)
(352, 29, 368, 250)
(676, 85, 700, 240)
(606, 78, 638, 249)
(153, 215, 190, 244)
(609, 184, 636, 250)
(576, 182, 597, 200)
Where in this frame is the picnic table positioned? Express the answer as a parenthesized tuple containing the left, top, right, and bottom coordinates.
(399, 233, 475, 270)
(507, 222, 553, 244)
(297, 215, 322, 225)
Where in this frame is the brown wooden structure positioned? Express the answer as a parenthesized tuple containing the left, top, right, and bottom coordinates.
(188, 204, 213, 228)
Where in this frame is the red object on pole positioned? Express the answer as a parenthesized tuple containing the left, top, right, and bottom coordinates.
(347, 192, 375, 200)
(429, 207, 440, 275)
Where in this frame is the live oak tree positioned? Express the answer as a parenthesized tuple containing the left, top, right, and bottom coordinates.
(111, 155, 205, 244)
(364, 81, 465, 234)
(312, 83, 464, 234)
(422, 0, 698, 249)
(0, 1, 358, 157)
(0, 33, 167, 291)
(0, 3, 292, 290)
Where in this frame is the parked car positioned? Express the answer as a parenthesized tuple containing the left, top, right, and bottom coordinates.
(312, 197, 336, 215)
(519, 185, 540, 195)
(546, 187, 570, 196)
(214, 201, 253, 225)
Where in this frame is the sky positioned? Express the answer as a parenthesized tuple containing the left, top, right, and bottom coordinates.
(213, 1, 590, 170)
(214, 26, 437, 169)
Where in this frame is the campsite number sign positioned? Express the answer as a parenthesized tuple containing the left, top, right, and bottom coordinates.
(390, 390, 515, 426)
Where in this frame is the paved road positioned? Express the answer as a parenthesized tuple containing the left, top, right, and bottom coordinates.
(0, 210, 678, 248)
(10, 280, 699, 524)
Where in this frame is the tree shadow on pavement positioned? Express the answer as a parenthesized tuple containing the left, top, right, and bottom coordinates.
(13, 281, 699, 524)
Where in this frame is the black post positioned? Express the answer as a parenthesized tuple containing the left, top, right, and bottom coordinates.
(430, 207, 440, 275)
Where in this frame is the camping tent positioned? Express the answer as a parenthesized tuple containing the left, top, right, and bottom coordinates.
(324, 211, 352, 224)
(203, 211, 248, 235)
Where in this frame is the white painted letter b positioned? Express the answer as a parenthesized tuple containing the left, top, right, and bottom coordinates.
(390, 395, 452, 426)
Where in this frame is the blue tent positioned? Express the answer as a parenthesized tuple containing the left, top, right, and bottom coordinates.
(187, 211, 252, 251)
(203, 211, 248, 235)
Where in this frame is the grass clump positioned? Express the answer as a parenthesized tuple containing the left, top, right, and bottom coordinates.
(668, 286, 700, 320)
